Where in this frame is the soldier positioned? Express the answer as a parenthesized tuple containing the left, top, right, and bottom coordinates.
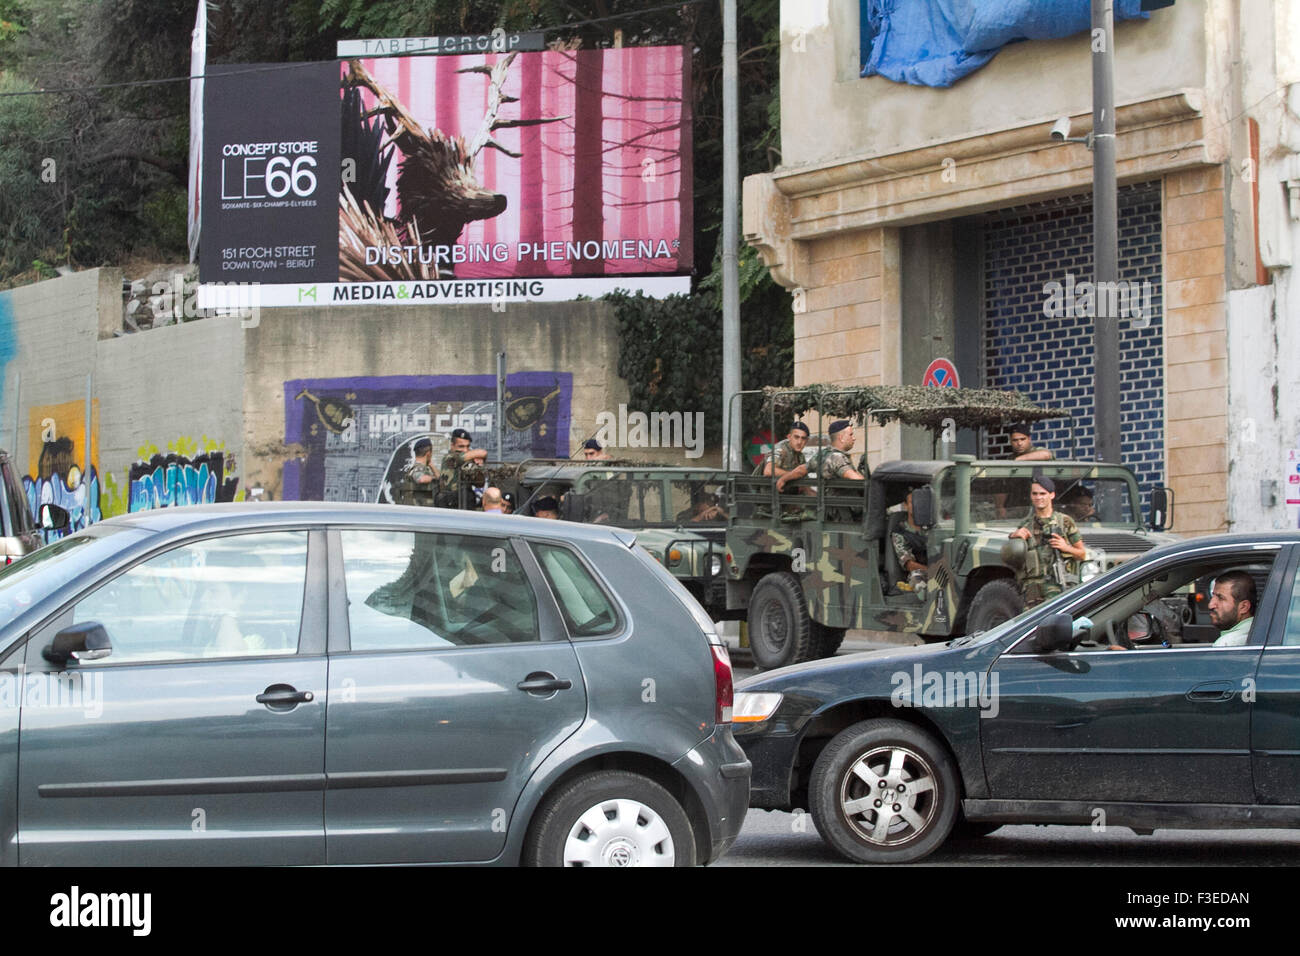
(582, 438, 613, 461)
(891, 491, 928, 575)
(756, 421, 812, 492)
(1008, 475, 1085, 606)
(437, 428, 488, 508)
(808, 420, 866, 481)
(1007, 423, 1053, 461)
(806, 420, 866, 523)
(396, 437, 438, 506)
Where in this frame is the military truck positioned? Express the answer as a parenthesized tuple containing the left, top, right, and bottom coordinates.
(423, 457, 733, 617)
(516, 463, 731, 616)
(725, 386, 1178, 669)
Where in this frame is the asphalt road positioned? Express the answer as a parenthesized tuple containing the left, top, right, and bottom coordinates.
(716, 809, 1300, 866)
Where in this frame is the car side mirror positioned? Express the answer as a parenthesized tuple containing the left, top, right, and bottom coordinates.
(911, 487, 935, 528)
(40, 503, 70, 531)
(1149, 486, 1173, 531)
(43, 621, 112, 666)
(1031, 613, 1074, 653)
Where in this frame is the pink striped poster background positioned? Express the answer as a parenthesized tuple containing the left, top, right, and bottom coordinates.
(346, 46, 692, 279)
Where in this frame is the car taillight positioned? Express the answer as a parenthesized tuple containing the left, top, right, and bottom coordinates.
(711, 643, 733, 724)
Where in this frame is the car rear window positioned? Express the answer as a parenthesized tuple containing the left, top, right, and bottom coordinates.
(533, 543, 620, 637)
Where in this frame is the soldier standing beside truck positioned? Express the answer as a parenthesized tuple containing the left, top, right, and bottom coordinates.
(1008, 475, 1086, 606)
(437, 428, 488, 507)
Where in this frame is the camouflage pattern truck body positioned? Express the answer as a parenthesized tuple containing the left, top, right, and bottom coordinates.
(726, 455, 1178, 668)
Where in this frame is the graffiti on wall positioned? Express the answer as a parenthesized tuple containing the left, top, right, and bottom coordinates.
(0, 294, 15, 415)
(126, 437, 241, 512)
(283, 373, 572, 503)
(21, 401, 101, 538)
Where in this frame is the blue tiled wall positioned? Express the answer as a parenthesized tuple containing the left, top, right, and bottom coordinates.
(982, 182, 1166, 498)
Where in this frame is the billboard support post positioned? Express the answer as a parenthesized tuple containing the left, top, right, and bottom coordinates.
(722, 0, 741, 472)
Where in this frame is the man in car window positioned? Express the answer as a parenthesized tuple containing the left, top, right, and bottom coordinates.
(1209, 570, 1256, 646)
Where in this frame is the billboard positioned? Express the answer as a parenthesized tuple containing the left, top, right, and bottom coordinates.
(199, 47, 692, 306)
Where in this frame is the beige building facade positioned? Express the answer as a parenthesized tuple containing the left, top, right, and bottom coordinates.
(744, 0, 1300, 536)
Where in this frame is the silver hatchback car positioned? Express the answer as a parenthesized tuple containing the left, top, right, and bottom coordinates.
(0, 503, 749, 866)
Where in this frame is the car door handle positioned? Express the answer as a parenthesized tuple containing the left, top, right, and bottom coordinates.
(517, 674, 572, 694)
(1187, 682, 1234, 702)
(257, 685, 315, 706)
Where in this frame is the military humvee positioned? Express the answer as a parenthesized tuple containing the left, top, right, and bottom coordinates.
(424, 458, 732, 616)
(516, 463, 731, 616)
(725, 386, 1178, 669)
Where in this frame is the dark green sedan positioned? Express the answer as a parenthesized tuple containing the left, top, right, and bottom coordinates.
(733, 532, 1300, 863)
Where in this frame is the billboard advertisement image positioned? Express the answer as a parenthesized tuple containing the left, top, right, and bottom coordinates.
(200, 47, 692, 306)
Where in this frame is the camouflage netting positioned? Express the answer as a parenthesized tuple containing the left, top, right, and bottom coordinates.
(761, 385, 1071, 433)
(470, 457, 678, 489)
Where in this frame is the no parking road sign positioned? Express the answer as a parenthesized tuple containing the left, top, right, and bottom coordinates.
(923, 358, 960, 388)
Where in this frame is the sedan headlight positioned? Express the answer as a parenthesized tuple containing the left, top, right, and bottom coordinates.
(732, 692, 784, 723)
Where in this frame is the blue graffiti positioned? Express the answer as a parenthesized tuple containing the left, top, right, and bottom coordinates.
(0, 295, 15, 412)
(23, 468, 102, 541)
(127, 451, 237, 512)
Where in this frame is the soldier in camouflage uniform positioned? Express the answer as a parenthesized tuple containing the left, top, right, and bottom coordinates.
(808, 420, 866, 481)
(806, 420, 866, 522)
(1008, 475, 1086, 606)
(437, 427, 488, 508)
(891, 491, 928, 574)
(396, 437, 438, 506)
(756, 421, 811, 491)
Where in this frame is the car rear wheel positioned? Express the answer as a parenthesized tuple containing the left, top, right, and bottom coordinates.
(809, 719, 959, 864)
(747, 572, 812, 670)
(524, 770, 696, 867)
(963, 579, 1024, 635)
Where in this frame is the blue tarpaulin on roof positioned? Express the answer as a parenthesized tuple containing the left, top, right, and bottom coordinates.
(860, 0, 1152, 87)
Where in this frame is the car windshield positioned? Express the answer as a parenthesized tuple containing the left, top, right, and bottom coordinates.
(941, 473, 1136, 525)
(0, 526, 141, 626)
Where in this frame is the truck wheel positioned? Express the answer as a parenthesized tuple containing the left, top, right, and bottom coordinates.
(748, 572, 812, 670)
(811, 622, 846, 659)
(809, 719, 959, 863)
(963, 579, 1024, 635)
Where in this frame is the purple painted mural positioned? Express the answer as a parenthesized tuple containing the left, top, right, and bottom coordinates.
(283, 372, 571, 503)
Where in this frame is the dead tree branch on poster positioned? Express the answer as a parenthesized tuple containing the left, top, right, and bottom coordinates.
(339, 54, 567, 281)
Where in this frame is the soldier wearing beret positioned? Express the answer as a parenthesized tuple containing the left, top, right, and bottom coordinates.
(437, 428, 488, 508)
(808, 420, 866, 481)
(396, 437, 438, 506)
(1008, 475, 1086, 606)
